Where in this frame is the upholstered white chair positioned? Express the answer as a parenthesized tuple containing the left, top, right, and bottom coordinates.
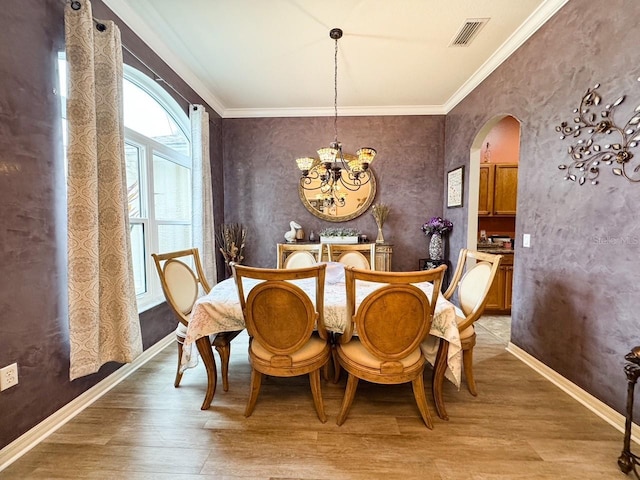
(440, 248, 502, 395)
(327, 243, 376, 270)
(152, 248, 240, 391)
(277, 243, 324, 269)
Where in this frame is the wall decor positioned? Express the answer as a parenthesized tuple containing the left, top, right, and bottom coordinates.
(556, 80, 640, 185)
(447, 166, 464, 208)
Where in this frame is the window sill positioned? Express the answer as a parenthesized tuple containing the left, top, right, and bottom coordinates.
(137, 296, 165, 314)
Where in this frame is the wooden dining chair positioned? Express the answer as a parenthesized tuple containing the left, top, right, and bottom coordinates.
(232, 263, 331, 422)
(276, 243, 324, 269)
(152, 248, 241, 391)
(439, 248, 502, 396)
(327, 243, 376, 270)
(335, 265, 446, 429)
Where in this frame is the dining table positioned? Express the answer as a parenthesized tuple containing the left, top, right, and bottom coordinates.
(181, 266, 463, 419)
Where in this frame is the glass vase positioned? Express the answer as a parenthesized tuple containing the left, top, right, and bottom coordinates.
(376, 225, 385, 244)
(429, 233, 443, 260)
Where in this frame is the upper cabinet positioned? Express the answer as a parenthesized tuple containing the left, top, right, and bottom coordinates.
(478, 164, 518, 216)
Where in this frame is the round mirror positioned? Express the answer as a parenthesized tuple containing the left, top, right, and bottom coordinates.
(298, 160, 377, 222)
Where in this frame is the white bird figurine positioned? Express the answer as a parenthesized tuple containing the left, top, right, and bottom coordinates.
(284, 221, 301, 243)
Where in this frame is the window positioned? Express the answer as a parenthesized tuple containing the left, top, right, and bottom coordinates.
(123, 66, 192, 309)
(59, 58, 193, 311)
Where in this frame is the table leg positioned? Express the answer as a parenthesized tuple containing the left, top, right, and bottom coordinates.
(432, 338, 449, 421)
(196, 336, 218, 410)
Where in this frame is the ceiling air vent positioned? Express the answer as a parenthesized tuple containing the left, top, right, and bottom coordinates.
(449, 18, 489, 47)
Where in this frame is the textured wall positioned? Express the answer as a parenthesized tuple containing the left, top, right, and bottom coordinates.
(222, 115, 445, 271)
(0, 0, 221, 450)
(444, 0, 640, 413)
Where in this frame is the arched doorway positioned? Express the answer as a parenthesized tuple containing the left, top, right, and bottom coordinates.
(468, 115, 521, 338)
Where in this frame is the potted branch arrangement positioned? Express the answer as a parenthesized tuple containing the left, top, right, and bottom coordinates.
(371, 203, 390, 244)
(216, 223, 246, 276)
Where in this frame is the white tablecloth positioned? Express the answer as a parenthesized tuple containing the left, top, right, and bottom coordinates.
(182, 275, 462, 387)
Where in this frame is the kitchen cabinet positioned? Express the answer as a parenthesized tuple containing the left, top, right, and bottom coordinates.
(485, 253, 513, 313)
(478, 164, 518, 216)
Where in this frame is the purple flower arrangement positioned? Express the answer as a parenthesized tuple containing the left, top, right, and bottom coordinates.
(421, 216, 453, 236)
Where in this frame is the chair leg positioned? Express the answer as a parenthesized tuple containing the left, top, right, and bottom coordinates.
(432, 339, 450, 420)
(309, 368, 327, 423)
(244, 369, 262, 417)
(463, 346, 477, 396)
(412, 373, 434, 429)
(214, 343, 231, 392)
(174, 340, 184, 388)
(332, 346, 341, 383)
(336, 374, 359, 426)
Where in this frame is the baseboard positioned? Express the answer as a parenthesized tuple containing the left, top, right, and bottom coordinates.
(507, 341, 639, 444)
(0, 334, 174, 472)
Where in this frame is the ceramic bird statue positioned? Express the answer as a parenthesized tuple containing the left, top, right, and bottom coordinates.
(284, 221, 301, 243)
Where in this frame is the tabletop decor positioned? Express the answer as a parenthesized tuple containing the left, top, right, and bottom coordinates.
(556, 79, 640, 185)
(319, 227, 360, 244)
(371, 203, 390, 244)
(284, 220, 302, 243)
(421, 216, 453, 260)
(216, 223, 246, 274)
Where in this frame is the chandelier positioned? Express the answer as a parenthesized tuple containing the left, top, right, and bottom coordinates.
(296, 28, 377, 207)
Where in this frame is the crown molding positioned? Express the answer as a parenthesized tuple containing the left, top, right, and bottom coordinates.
(223, 104, 447, 119)
(103, 0, 227, 116)
(104, 0, 567, 119)
(444, 0, 569, 113)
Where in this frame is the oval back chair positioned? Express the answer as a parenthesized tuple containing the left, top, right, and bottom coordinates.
(232, 263, 330, 422)
(335, 265, 446, 429)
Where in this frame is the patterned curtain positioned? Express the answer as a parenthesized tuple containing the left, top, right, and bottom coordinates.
(65, 0, 142, 380)
(191, 105, 217, 284)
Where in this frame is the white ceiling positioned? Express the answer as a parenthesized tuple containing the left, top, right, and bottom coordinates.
(103, 0, 567, 118)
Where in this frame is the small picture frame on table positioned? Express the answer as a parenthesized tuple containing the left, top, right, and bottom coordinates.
(447, 165, 464, 208)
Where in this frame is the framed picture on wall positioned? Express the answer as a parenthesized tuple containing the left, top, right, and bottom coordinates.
(447, 166, 464, 208)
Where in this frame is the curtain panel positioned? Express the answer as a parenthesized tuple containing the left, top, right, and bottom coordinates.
(191, 105, 217, 285)
(65, 0, 142, 380)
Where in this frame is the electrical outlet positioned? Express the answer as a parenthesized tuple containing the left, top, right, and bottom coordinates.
(523, 233, 531, 248)
(0, 363, 19, 391)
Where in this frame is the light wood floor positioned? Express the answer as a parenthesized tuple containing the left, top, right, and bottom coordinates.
(1, 320, 628, 479)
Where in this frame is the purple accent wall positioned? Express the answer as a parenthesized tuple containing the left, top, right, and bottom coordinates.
(2, 0, 639, 454)
(444, 0, 640, 413)
(0, 0, 223, 449)
(223, 115, 445, 271)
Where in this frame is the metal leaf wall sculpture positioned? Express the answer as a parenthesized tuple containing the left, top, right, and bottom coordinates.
(556, 79, 640, 185)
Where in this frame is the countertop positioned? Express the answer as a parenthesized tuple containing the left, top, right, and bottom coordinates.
(477, 245, 514, 255)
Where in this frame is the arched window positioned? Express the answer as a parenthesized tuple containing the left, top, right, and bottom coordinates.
(58, 60, 195, 311)
(123, 66, 192, 309)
